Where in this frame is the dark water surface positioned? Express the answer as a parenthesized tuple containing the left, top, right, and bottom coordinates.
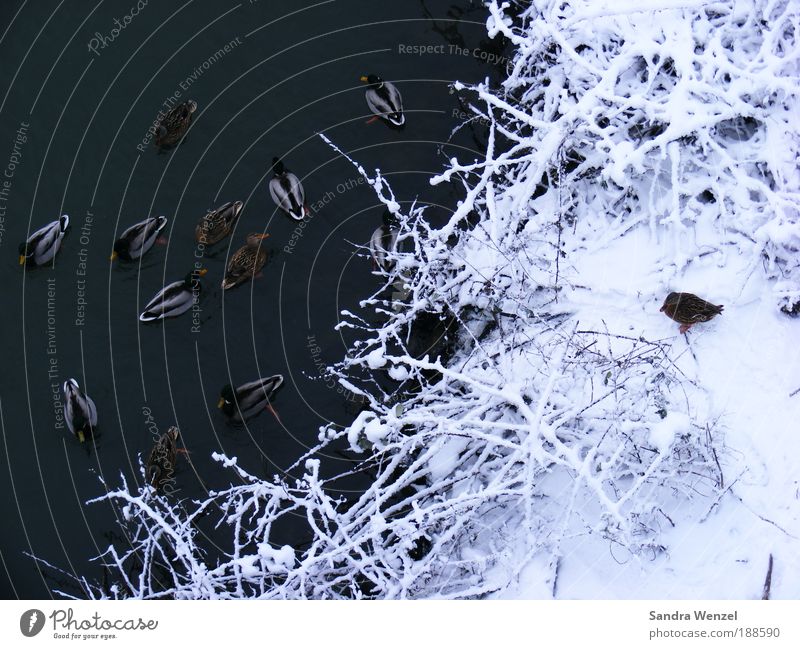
(0, 0, 506, 597)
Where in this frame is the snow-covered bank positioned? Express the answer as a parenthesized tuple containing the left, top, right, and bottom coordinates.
(67, 0, 799, 599)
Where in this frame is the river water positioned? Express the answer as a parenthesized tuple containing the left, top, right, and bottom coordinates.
(0, 0, 508, 597)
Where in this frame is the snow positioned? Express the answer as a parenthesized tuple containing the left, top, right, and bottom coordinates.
(649, 412, 689, 454)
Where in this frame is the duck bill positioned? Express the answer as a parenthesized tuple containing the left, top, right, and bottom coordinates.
(18, 254, 26, 265)
(196, 268, 208, 277)
(110, 251, 118, 261)
(217, 397, 225, 409)
(77, 430, 86, 443)
(360, 76, 368, 82)
(255, 233, 270, 240)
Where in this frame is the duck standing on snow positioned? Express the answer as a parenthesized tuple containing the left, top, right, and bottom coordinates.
(139, 268, 207, 322)
(222, 233, 269, 290)
(660, 292, 724, 334)
(62, 378, 97, 443)
(19, 215, 69, 266)
(269, 158, 307, 221)
(195, 200, 243, 245)
(111, 216, 167, 261)
(154, 100, 197, 150)
(360, 75, 404, 127)
(146, 426, 185, 490)
(218, 375, 284, 423)
(370, 210, 400, 272)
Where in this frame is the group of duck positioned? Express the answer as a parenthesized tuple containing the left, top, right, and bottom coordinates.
(17, 75, 407, 489)
(18, 72, 726, 489)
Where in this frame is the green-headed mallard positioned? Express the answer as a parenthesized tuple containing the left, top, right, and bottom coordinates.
(154, 100, 197, 150)
(139, 268, 207, 322)
(195, 200, 243, 245)
(19, 215, 69, 266)
(360, 75, 404, 127)
(222, 233, 269, 290)
(217, 375, 283, 423)
(146, 426, 182, 490)
(269, 158, 306, 221)
(63, 378, 97, 443)
(660, 292, 724, 334)
(111, 216, 167, 261)
(370, 210, 400, 272)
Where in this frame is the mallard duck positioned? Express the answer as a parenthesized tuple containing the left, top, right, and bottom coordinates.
(62, 378, 97, 443)
(360, 75, 404, 127)
(139, 268, 207, 322)
(222, 233, 269, 290)
(269, 158, 307, 221)
(154, 100, 197, 150)
(370, 211, 400, 272)
(195, 200, 243, 245)
(19, 215, 69, 266)
(218, 375, 283, 423)
(660, 292, 724, 334)
(111, 216, 167, 261)
(146, 426, 182, 490)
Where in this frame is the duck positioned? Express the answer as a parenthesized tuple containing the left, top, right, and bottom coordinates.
(222, 233, 269, 290)
(218, 375, 284, 423)
(360, 75, 404, 127)
(370, 211, 400, 272)
(269, 158, 307, 221)
(139, 268, 207, 322)
(111, 216, 167, 261)
(154, 99, 197, 150)
(145, 426, 183, 491)
(195, 200, 243, 245)
(62, 378, 97, 443)
(660, 292, 724, 334)
(19, 215, 69, 266)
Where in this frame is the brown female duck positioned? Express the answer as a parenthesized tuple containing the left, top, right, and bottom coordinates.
(195, 201, 243, 245)
(660, 292, 723, 334)
(222, 233, 269, 290)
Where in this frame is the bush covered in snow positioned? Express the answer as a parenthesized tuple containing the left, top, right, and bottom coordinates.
(63, 0, 798, 598)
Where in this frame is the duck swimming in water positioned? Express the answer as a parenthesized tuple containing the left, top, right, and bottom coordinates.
(369, 211, 400, 272)
(218, 375, 283, 423)
(139, 268, 207, 322)
(269, 158, 307, 221)
(195, 200, 243, 245)
(154, 100, 197, 150)
(111, 216, 167, 261)
(361, 75, 404, 127)
(146, 426, 184, 491)
(62, 378, 97, 443)
(222, 233, 270, 290)
(19, 215, 69, 266)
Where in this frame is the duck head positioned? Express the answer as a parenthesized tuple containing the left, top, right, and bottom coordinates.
(218, 384, 235, 413)
(361, 74, 383, 88)
(184, 268, 208, 286)
(245, 232, 270, 247)
(659, 292, 678, 312)
(272, 157, 286, 176)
